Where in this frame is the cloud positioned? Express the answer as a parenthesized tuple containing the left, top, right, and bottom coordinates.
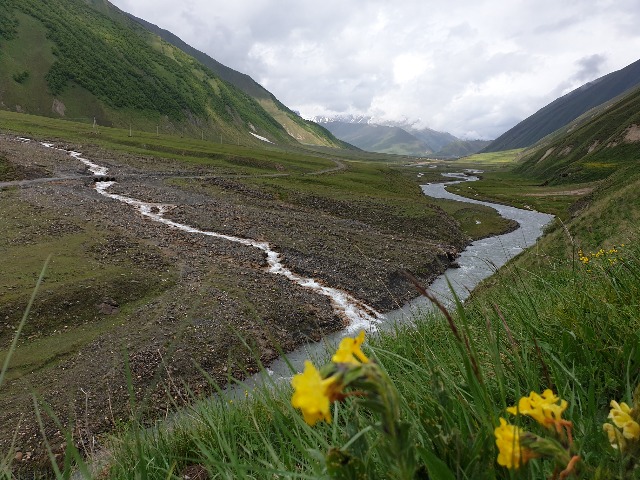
(110, 0, 640, 139)
(573, 54, 607, 82)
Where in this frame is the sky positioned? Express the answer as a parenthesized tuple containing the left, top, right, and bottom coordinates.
(109, 0, 640, 139)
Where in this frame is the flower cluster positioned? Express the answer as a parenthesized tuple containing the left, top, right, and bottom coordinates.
(494, 418, 537, 469)
(291, 331, 416, 478)
(578, 244, 623, 266)
(603, 399, 640, 451)
(495, 390, 579, 475)
(506, 389, 568, 431)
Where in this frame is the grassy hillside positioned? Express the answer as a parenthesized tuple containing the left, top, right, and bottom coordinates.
(0, 0, 344, 148)
(484, 57, 640, 152)
(514, 85, 640, 184)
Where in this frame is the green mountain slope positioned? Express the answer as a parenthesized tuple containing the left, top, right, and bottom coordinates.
(484, 57, 640, 152)
(435, 139, 492, 158)
(321, 121, 432, 156)
(514, 85, 640, 185)
(408, 126, 459, 152)
(124, 13, 347, 148)
(0, 0, 344, 148)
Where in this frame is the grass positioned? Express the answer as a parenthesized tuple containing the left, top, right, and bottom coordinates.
(454, 148, 525, 168)
(0, 110, 335, 175)
(442, 171, 593, 220)
(0, 12, 57, 117)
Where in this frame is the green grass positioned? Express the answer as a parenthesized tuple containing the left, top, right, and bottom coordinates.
(0, 12, 57, 117)
(453, 148, 525, 168)
(443, 170, 594, 220)
(0, 190, 175, 387)
(0, 110, 336, 174)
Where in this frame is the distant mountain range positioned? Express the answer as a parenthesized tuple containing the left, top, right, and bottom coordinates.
(483, 57, 640, 152)
(0, 0, 347, 148)
(314, 115, 490, 157)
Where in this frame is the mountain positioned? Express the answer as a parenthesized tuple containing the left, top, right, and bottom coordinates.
(0, 0, 344, 148)
(483, 57, 640, 152)
(400, 125, 459, 153)
(514, 84, 640, 185)
(436, 139, 492, 158)
(315, 116, 469, 157)
(319, 121, 433, 156)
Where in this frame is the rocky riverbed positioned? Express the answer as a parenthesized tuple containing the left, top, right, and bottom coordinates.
(0, 134, 475, 473)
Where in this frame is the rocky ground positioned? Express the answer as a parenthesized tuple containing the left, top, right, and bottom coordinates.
(0, 134, 468, 475)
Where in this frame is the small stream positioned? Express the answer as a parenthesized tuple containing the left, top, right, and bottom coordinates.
(32, 139, 553, 395)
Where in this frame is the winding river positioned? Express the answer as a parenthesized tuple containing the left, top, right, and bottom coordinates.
(241, 171, 554, 391)
(31, 139, 553, 393)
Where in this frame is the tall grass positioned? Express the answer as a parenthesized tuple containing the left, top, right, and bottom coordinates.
(1, 257, 50, 478)
(101, 241, 640, 479)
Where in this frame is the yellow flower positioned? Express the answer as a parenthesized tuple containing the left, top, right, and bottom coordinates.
(608, 400, 640, 440)
(603, 423, 627, 450)
(578, 250, 590, 264)
(291, 361, 340, 425)
(332, 330, 369, 365)
(495, 418, 535, 469)
(507, 389, 568, 428)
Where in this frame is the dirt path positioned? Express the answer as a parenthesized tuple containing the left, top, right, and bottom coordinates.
(527, 187, 594, 196)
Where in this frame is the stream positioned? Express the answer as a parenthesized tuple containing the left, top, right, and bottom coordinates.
(33, 139, 553, 396)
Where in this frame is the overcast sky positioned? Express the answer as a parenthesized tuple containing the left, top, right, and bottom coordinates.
(110, 0, 640, 139)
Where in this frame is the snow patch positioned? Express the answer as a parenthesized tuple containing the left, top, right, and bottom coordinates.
(250, 132, 274, 144)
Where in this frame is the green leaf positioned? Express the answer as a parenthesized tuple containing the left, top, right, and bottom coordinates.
(417, 447, 456, 480)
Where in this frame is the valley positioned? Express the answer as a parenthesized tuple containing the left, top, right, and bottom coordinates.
(1, 0, 639, 476)
(0, 112, 517, 472)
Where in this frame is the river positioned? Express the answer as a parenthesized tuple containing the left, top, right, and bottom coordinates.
(33, 139, 553, 395)
(232, 170, 554, 394)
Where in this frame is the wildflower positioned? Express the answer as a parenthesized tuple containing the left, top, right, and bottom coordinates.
(578, 250, 590, 264)
(332, 330, 369, 365)
(608, 400, 640, 440)
(495, 418, 536, 469)
(603, 423, 627, 450)
(291, 361, 341, 425)
(507, 389, 568, 429)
